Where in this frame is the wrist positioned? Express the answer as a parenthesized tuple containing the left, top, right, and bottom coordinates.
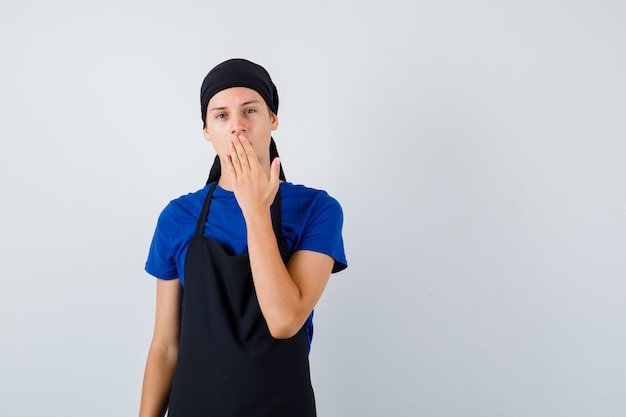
(242, 208, 272, 229)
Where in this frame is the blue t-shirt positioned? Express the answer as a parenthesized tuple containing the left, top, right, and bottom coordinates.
(145, 181, 347, 345)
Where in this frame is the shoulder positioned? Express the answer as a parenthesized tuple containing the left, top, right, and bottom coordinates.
(146, 185, 212, 280)
(279, 182, 347, 272)
(279, 182, 343, 217)
(156, 185, 211, 231)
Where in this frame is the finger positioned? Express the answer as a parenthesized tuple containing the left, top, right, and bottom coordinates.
(269, 157, 281, 185)
(232, 136, 250, 169)
(224, 152, 237, 179)
(228, 140, 240, 166)
(227, 140, 244, 179)
(237, 135, 259, 169)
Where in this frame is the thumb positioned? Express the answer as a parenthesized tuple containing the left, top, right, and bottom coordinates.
(270, 157, 281, 184)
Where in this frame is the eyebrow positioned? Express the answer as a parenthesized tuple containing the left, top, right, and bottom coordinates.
(208, 100, 262, 112)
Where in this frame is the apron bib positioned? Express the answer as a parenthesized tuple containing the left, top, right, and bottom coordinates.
(168, 183, 316, 416)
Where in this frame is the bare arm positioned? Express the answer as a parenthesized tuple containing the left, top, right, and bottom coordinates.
(226, 135, 335, 338)
(139, 278, 181, 417)
(247, 212, 334, 338)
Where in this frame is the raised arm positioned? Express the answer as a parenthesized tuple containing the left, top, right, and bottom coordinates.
(139, 278, 181, 417)
(225, 135, 335, 338)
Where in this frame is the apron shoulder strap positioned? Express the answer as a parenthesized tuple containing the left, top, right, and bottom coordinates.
(194, 182, 218, 237)
(271, 188, 289, 260)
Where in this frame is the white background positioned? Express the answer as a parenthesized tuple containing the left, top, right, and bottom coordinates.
(1, 0, 625, 416)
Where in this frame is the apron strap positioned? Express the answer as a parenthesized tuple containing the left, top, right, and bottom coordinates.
(271, 186, 288, 260)
(194, 182, 218, 237)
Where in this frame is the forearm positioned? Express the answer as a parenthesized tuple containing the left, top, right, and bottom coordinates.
(139, 343, 178, 417)
(246, 212, 304, 338)
(227, 136, 332, 338)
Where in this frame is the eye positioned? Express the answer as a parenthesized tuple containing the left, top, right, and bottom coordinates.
(245, 108, 256, 114)
(216, 113, 226, 119)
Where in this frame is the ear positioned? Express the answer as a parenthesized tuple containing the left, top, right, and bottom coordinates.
(203, 126, 211, 142)
(270, 113, 279, 131)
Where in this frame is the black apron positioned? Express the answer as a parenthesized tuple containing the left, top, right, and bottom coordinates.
(168, 183, 316, 417)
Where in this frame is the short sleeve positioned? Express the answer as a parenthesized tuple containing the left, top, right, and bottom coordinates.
(296, 192, 347, 273)
(145, 204, 180, 280)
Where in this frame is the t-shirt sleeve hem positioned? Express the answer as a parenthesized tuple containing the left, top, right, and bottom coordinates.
(144, 265, 179, 280)
(296, 246, 348, 274)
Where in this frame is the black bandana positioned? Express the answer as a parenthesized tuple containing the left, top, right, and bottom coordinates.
(200, 58, 279, 125)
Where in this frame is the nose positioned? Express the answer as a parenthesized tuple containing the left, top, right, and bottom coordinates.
(230, 113, 247, 136)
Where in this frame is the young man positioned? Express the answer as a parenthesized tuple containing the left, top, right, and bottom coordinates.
(139, 58, 347, 417)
